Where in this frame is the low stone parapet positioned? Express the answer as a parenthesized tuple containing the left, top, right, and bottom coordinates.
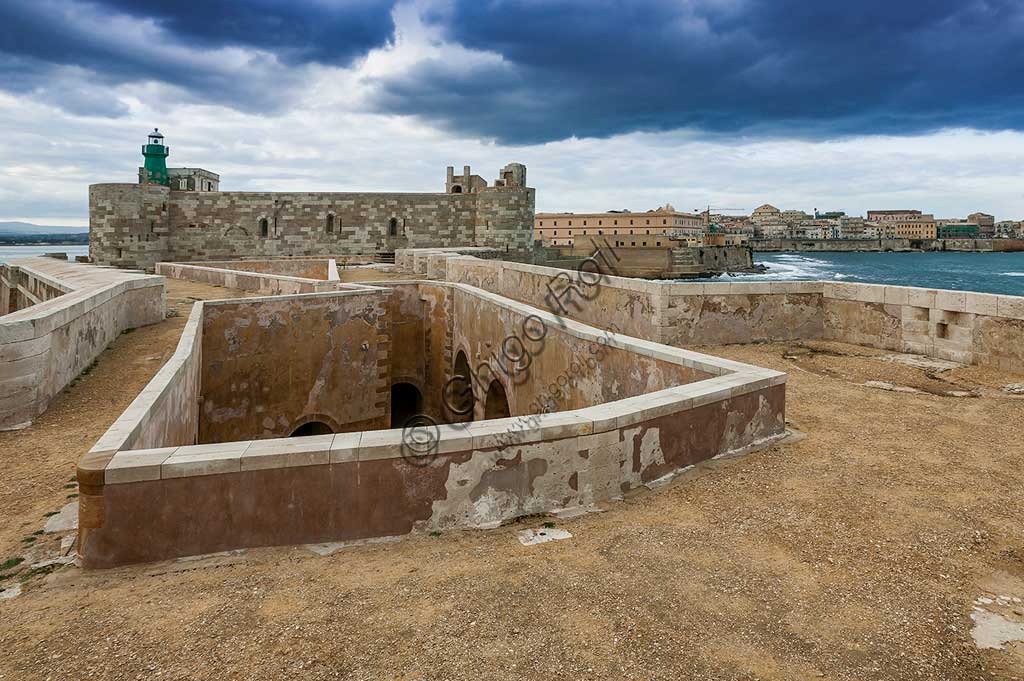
(0, 257, 164, 430)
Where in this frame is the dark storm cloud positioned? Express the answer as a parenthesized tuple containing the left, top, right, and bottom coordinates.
(4, 0, 1024, 141)
(369, 0, 1024, 143)
(0, 0, 397, 114)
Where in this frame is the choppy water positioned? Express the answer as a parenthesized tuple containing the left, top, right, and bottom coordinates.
(707, 251, 1024, 296)
(0, 245, 89, 263)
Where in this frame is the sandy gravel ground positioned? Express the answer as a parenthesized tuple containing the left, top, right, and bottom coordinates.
(1, 287, 1024, 680)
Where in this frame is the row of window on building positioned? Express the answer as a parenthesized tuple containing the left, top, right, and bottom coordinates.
(538, 217, 693, 227)
(256, 215, 402, 238)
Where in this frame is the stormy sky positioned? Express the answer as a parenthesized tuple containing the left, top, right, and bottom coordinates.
(2, 0, 1023, 225)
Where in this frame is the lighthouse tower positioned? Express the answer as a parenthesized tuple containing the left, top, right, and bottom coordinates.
(141, 128, 169, 186)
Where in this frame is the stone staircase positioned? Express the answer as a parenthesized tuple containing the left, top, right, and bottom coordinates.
(664, 248, 705, 279)
(374, 251, 396, 265)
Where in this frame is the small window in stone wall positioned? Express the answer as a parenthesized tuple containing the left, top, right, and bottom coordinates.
(259, 217, 269, 237)
(326, 214, 335, 233)
(388, 217, 398, 236)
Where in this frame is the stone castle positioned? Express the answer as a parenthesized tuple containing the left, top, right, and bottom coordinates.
(89, 130, 535, 269)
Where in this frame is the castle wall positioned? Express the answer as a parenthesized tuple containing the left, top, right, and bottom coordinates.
(90, 179, 536, 270)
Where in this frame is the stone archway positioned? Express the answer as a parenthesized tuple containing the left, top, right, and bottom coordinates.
(391, 382, 423, 428)
(484, 379, 511, 420)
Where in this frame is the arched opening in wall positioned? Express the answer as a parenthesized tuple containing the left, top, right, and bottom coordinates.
(447, 350, 474, 421)
(326, 213, 335, 233)
(391, 382, 423, 428)
(451, 185, 462, 193)
(259, 217, 269, 237)
(388, 217, 399, 237)
(484, 379, 511, 420)
(290, 421, 333, 437)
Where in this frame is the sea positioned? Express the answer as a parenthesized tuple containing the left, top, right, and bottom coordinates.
(2, 244, 1024, 297)
(708, 251, 1024, 297)
(0, 244, 89, 263)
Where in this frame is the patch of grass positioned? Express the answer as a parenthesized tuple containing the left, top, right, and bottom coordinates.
(542, 521, 556, 529)
(66, 493, 78, 499)
(63, 483, 77, 489)
(31, 530, 44, 536)
(121, 327, 136, 334)
(429, 531, 442, 537)
(0, 557, 24, 572)
(21, 537, 35, 544)
(43, 511, 58, 518)
(20, 564, 57, 581)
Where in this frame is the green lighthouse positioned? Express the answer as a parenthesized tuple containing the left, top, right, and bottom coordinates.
(141, 128, 169, 186)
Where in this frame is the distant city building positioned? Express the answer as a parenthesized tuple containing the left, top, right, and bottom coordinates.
(534, 204, 704, 246)
(967, 212, 995, 237)
(753, 220, 788, 239)
(750, 204, 782, 223)
(996, 220, 1022, 238)
(866, 210, 937, 239)
(938, 223, 981, 239)
(780, 209, 811, 225)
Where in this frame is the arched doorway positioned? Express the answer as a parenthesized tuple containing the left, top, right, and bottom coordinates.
(484, 379, 511, 419)
(446, 350, 475, 421)
(391, 382, 423, 428)
(451, 185, 462, 193)
(290, 421, 333, 437)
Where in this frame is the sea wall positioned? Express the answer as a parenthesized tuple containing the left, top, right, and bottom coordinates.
(412, 250, 1024, 372)
(440, 255, 824, 345)
(821, 282, 1024, 371)
(753, 238, 913, 252)
(0, 257, 165, 429)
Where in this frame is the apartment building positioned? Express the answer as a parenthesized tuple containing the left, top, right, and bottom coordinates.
(534, 205, 704, 246)
(866, 210, 937, 239)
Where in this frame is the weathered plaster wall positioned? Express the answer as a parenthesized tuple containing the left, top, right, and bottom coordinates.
(449, 285, 711, 419)
(198, 290, 390, 442)
(821, 282, 1024, 372)
(0, 258, 164, 429)
(442, 255, 824, 346)
(81, 381, 785, 569)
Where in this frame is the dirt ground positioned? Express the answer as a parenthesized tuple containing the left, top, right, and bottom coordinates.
(2, 283, 1024, 680)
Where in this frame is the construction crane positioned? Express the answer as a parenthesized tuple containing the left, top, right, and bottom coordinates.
(694, 205, 746, 228)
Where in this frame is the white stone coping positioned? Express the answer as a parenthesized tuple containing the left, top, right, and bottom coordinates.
(435, 252, 1024, 319)
(156, 262, 370, 291)
(0, 257, 163, 343)
(100, 279, 787, 483)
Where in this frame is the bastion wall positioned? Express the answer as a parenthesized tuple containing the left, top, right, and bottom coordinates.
(417, 251, 1024, 373)
(77, 277, 786, 567)
(0, 257, 165, 430)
